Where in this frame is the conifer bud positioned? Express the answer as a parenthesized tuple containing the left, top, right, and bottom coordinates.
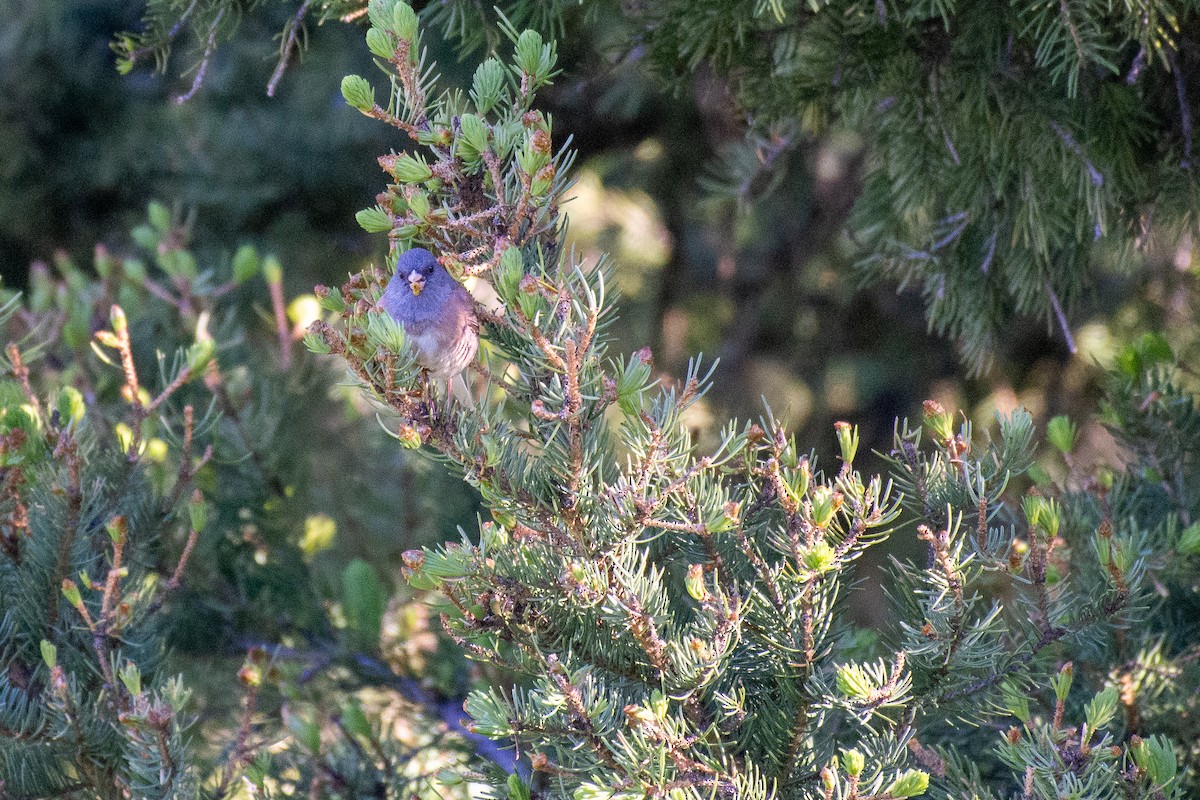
(842, 749, 865, 777)
(531, 163, 556, 197)
(118, 661, 142, 696)
(516, 275, 545, 319)
(315, 285, 346, 313)
(232, 244, 259, 284)
(784, 460, 810, 502)
(1022, 494, 1060, 538)
(303, 330, 332, 355)
(802, 541, 836, 573)
(391, 153, 434, 183)
(56, 386, 85, 426)
(1084, 685, 1119, 731)
(341, 75, 375, 113)
(1046, 414, 1077, 454)
(514, 30, 545, 76)
(481, 521, 508, 550)
(40, 639, 57, 670)
(835, 664, 874, 701)
(834, 421, 858, 466)
(392, 2, 417, 42)
(188, 492, 207, 533)
(366, 27, 394, 59)
(366, 311, 407, 353)
(885, 770, 930, 798)
(407, 189, 431, 219)
(1052, 661, 1073, 701)
(356, 206, 393, 233)
(186, 339, 215, 372)
(61, 579, 83, 610)
(649, 690, 668, 718)
(471, 59, 506, 115)
(110, 304, 128, 334)
(395, 424, 422, 449)
(1132, 735, 1178, 787)
(810, 486, 839, 528)
(615, 349, 652, 415)
(459, 114, 489, 156)
(624, 704, 656, 726)
(517, 134, 550, 176)
(922, 399, 954, 442)
(495, 245, 524, 300)
(685, 564, 708, 601)
(114, 422, 134, 453)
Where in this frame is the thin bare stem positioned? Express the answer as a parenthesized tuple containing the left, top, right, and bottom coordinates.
(46, 437, 82, 628)
(267, 267, 293, 370)
(175, 6, 226, 104)
(267, 0, 313, 97)
(1044, 280, 1077, 354)
(6, 343, 40, 415)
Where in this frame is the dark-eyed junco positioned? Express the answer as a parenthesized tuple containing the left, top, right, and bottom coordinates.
(379, 248, 478, 402)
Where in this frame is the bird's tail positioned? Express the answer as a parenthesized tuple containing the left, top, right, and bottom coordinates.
(449, 373, 474, 408)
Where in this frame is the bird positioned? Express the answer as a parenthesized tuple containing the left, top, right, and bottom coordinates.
(378, 247, 478, 404)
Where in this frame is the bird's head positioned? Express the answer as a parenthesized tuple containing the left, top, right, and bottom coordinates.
(396, 247, 440, 298)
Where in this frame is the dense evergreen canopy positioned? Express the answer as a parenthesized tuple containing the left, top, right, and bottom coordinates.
(1, 2, 1199, 799)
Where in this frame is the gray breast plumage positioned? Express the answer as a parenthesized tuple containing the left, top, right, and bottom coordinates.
(380, 270, 479, 383)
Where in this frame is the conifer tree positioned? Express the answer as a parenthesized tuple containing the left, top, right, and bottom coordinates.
(313, 7, 1200, 798)
(0, 210, 477, 797)
(4, 2, 1200, 798)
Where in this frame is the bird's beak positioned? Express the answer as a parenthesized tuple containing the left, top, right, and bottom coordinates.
(407, 270, 426, 297)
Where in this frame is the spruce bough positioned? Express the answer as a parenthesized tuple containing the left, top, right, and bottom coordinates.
(317, 5, 1198, 799)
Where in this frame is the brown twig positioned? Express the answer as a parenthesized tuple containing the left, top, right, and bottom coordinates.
(46, 436, 83, 628)
(175, 6, 226, 104)
(213, 667, 261, 799)
(267, 265, 293, 370)
(1044, 280, 1077, 354)
(6, 343, 40, 415)
(99, 517, 127, 620)
(168, 502, 203, 591)
(545, 654, 623, 771)
(267, 0, 313, 97)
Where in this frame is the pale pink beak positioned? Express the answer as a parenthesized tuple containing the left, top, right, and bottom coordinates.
(407, 270, 426, 296)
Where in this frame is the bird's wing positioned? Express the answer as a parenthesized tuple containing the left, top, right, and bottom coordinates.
(448, 291, 480, 365)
